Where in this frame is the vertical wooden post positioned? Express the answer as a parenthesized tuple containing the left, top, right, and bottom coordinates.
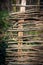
(18, 0, 26, 58)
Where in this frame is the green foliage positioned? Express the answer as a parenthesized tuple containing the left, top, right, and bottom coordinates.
(0, 10, 8, 65)
(0, 10, 9, 31)
(0, 10, 10, 41)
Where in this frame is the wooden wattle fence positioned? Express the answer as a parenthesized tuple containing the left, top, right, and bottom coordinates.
(6, 3, 43, 65)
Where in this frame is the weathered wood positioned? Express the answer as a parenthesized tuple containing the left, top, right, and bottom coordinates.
(12, 4, 43, 7)
(6, 61, 41, 65)
(6, 1, 43, 65)
(7, 29, 43, 32)
(7, 41, 43, 43)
